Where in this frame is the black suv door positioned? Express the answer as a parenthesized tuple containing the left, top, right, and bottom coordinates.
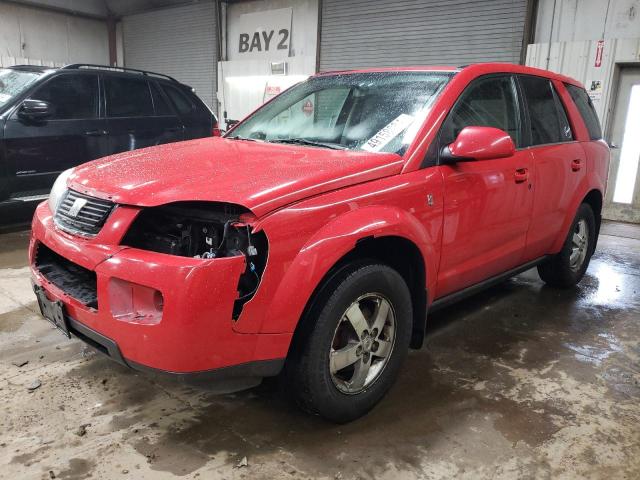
(3, 72, 107, 195)
(103, 74, 184, 154)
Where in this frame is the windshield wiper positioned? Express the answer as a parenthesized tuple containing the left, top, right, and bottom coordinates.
(269, 138, 347, 150)
(226, 135, 262, 142)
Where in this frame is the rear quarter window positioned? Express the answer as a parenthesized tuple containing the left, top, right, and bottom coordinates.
(162, 84, 196, 115)
(565, 83, 603, 140)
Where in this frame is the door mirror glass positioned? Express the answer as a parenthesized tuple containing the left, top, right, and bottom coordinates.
(443, 126, 515, 162)
(18, 99, 53, 120)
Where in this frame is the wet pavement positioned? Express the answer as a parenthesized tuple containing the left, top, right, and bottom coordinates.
(1, 222, 639, 479)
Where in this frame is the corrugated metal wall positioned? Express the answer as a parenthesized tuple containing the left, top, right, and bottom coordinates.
(122, 1, 218, 112)
(320, 0, 529, 71)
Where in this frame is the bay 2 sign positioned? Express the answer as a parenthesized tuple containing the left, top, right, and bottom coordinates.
(233, 7, 292, 59)
(239, 29, 288, 53)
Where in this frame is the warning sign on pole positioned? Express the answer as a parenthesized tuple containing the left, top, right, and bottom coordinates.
(594, 40, 604, 68)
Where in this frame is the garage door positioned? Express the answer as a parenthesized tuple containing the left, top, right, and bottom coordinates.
(122, 2, 218, 112)
(320, 0, 528, 71)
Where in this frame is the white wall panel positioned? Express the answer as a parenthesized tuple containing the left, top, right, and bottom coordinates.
(535, 0, 640, 43)
(0, 3, 108, 66)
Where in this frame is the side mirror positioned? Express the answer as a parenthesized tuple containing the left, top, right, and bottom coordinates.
(18, 99, 53, 121)
(441, 126, 515, 163)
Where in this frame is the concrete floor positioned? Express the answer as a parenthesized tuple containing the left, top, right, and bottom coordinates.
(1, 222, 639, 480)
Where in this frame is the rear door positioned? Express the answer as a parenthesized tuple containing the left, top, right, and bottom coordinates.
(104, 74, 183, 155)
(518, 75, 586, 260)
(3, 71, 106, 195)
(435, 74, 535, 297)
(160, 82, 214, 140)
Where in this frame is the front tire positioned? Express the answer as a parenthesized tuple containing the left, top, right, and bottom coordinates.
(285, 263, 412, 423)
(537, 203, 596, 288)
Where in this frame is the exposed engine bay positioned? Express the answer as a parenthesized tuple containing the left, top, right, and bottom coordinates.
(122, 202, 268, 318)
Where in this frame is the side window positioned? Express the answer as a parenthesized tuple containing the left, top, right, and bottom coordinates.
(31, 74, 98, 119)
(519, 75, 573, 145)
(150, 82, 173, 116)
(565, 83, 603, 140)
(162, 84, 195, 115)
(440, 75, 521, 147)
(105, 76, 154, 117)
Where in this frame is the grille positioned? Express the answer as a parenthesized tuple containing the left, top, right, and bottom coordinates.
(55, 190, 115, 237)
(35, 243, 98, 309)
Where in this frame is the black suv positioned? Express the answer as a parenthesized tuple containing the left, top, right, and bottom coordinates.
(0, 64, 217, 209)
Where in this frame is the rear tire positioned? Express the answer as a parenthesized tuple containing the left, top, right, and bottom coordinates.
(285, 262, 412, 423)
(537, 203, 596, 288)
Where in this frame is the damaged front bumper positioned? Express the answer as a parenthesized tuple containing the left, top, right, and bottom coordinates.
(29, 202, 290, 383)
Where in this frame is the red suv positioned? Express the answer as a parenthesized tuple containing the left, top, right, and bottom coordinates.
(30, 64, 609, 422)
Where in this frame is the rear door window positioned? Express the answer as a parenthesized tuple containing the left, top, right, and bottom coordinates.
(105, 76, 154, 117)
(31, 74, 98, 119)
(565, 83, 603, 140)
(519, 75, 573, 145)
(440, 75, 522, 147)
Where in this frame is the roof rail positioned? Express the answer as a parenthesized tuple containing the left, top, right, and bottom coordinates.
(61, 64, 180, 83)
(7, 64, 54, 71)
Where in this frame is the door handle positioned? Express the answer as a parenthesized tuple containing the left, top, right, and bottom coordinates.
(514, 167, 529, 183)
(84, 130, 108, 136)
(164, 127, 181, 133)
(571, 159, 582, 172)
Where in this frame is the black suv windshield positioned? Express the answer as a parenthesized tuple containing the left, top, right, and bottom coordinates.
(230, 71, 453, 154)
(0, 69, 43, 109)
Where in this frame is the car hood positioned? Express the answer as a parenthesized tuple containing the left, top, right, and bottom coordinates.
(68, 137, 403, 217)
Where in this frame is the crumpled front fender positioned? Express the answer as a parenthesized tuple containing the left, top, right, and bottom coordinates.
(257, 205, 438, 334)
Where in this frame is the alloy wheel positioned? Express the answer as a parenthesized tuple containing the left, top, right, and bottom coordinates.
(329, 293, 396, 394)
(570, 218, 589, 272)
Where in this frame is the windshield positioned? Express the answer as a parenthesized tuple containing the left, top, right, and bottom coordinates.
(0, 69, 43, 109)
(230, 71, 453, 154)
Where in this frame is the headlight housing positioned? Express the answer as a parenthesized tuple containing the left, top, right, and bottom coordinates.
(48, 168, 73, 214)
(120, 201, 268, 319)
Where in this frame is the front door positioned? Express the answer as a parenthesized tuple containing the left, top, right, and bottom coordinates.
(435, 74, 534, 298)
(604, 66, 640, 223)
(3, 72, 107, 195)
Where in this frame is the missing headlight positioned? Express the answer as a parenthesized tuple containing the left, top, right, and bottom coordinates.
(121, 202, 268, 318)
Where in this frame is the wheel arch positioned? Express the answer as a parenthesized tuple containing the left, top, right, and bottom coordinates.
(582, 188, 603, 244)
(292, 235, 429, 352)
(261, 206, 436, 350)
(551, 187, 604, 253)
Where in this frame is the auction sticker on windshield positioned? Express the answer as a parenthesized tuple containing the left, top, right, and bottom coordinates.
(362, 114, 414, 152)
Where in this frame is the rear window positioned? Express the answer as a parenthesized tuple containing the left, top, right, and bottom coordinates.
(520, 75, 573, 145)
(105, 76, 153, 117)
(565, 83, 603, 140)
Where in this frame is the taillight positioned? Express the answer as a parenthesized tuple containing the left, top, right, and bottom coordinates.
(212, 120, 221, 137)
